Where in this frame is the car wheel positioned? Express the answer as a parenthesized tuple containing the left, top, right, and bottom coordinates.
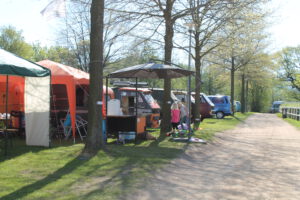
(216, 111, 224, 119)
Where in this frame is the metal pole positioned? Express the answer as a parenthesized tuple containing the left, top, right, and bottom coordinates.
(4, 75, 8, 156)
(135, 78, 138, 141)
(105, 76, 108, 143)
(187, 29, 192, 139)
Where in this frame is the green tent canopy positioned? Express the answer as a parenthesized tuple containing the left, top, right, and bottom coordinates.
(0, 49, 50, 77)
(0, 48, 51, 148)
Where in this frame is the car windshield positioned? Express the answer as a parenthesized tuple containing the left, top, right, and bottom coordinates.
(273, 104, 281, 108)
(202, 94, 214, 106)
(171, 92, 179, 102)
(144, 93, 155, 104)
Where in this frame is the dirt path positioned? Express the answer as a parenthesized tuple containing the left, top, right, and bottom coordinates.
(125, 113, 300, 200)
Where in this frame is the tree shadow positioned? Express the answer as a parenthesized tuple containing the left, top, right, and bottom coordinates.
(79, 145, 184, 199)
(0, 144, 184, 200)
(0, 154, 91, 200)
(0, 137, 82, 162)
(230, 115, 247, 123)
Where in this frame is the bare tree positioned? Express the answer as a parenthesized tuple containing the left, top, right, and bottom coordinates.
(58, 0, 143, 71)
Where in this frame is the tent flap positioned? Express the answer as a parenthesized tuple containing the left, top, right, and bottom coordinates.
(25, 76, 50, 147)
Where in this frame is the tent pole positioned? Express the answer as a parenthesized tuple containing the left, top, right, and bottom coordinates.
(4, 75, 9, 156)
(135, 78, 138, 138)
(105, 76, 108, 143)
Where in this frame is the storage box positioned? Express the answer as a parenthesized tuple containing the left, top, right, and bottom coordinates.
(119, 131, 136, 140)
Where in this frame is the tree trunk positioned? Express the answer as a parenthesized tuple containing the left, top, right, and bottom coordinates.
(241, 73, 246, 113)
(161, 78, 171, 134)
(245, 80, 249, 112)
(194, 31, 201, 130)
(230, 56, 235, 115)
(208, 71, 212, 95)
(160, 1, 173, 135)
(83, 0, 104, 157)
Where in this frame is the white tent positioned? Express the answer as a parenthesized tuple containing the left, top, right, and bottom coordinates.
(0, 49, 51, 147)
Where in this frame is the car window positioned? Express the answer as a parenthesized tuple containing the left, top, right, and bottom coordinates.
(200, 96, 205, 103)
(210, 97, 225, 104)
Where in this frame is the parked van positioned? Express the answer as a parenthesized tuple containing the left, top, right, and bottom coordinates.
(113, 87, 161, 128)
(173, 90, 214, 121)
(208, 95, 232, 119)
(151, 88, 179, 106)
(270, 101, 284, 113)
(234, 101, 241, 112)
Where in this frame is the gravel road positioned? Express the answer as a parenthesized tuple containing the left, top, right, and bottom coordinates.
(126, 113, 300, 200)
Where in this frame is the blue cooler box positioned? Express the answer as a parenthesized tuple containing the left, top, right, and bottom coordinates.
(119, 131, 136, 140)
(102, 119, 106, 142)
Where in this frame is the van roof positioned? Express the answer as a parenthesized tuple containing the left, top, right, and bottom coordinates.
(118, 87, 151, 93)
(273, 101, 283, 104)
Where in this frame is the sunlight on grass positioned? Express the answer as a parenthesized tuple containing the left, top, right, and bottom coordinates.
(194, 112, 253, 141)
(277, 113, 300, 130)
(0, 112, 252, 200)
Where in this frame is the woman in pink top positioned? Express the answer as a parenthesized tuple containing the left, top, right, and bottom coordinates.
(171, 102, 180, 132)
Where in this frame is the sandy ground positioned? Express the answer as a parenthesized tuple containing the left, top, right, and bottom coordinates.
(125, 113, 300, 200)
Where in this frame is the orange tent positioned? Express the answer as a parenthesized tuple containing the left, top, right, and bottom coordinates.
(0, 76, 24, 113)
(37, 60, 113, 141)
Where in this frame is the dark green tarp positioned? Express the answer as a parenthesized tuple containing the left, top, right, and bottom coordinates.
(0, 49, 50, 77)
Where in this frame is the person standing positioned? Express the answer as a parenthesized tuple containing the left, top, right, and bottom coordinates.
(179, 101, 187, 127)
(170, 102, 180, 133)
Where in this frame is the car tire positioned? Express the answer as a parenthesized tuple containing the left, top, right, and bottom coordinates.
(216, 111, 224, 119)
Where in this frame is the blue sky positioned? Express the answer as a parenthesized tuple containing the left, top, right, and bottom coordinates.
(0, 0, 299, 51)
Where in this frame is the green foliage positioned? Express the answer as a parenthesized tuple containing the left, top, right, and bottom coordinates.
(201, 64, 230, 95)
(278, 46, 300, 91)
(0, 26, 34, 59)
(281, 102, 300, 108)
(32, 43, 79, 69)
(248, 79, 272, 112)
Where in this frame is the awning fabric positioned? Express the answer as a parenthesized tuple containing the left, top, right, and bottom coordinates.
(0, 49, 51, 147)
(0, 49, 50, 77)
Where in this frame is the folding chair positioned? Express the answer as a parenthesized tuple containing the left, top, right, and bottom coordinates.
(75, 115, 88, 141)
(60, 114, 72, 139)
(75, 115, 87, 140)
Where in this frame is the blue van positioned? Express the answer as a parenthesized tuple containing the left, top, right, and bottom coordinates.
(270, 101, 284, 113)
(208, 95, 232, 119)
(234, 101, 241, 112)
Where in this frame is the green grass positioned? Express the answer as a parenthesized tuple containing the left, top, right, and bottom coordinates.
(194, 112, 253, 141)
(0, 112, 252, 200)
(277, 113, 300, 130)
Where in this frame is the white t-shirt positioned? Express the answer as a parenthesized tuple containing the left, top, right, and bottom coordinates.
(180, 104, 187, 118)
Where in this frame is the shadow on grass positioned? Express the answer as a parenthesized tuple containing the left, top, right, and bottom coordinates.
(80, 145, 185, 199)
(0, 137, 82, 162)
(0, 139, 185, 200)
(230, 115, 247, 123)
(0, 154, 91, 200)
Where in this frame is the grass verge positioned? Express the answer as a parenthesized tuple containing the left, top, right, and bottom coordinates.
(194, 112, 253, 141)
(0, 112, 252, 200)
(277, 113, 300, 130)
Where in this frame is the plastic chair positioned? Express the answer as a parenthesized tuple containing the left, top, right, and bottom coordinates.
(60, 114, 72, 139)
